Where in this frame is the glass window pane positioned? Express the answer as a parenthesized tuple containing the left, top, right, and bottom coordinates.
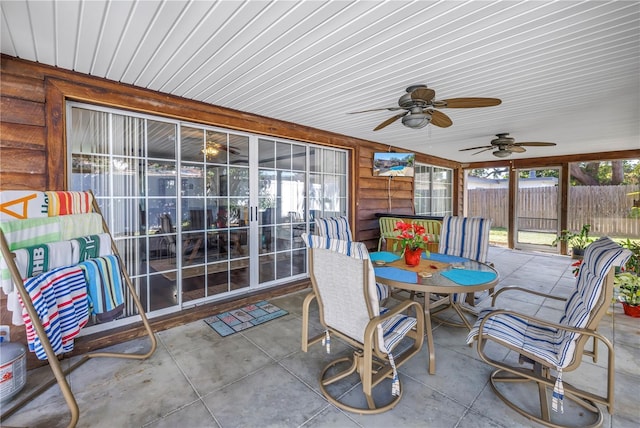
(276, 142, 291, 170)
(204, 130, 228, 164)
(148, 161, 177, 197)
(181, 126, 204, 162)
(292, 144, 306, 171)
(147, 120, 176, 159)
(229, 134, 249, 166)
(70, 107, 109, 154)
(259, 138, 275, 168)
(113, 114, 144, 157)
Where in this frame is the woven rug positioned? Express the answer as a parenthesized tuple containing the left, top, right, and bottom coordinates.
(204, 301, 288, 337)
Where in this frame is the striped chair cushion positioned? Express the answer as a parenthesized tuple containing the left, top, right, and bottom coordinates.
(304, 226, 389, 301)
(438, 216, 492, 263)
(314, 216, 353, 241)
(467, 237, 631, 369)
(302, 233, 409, 351)
(439, 216, 492, 303)
(380, 313, 417, 354)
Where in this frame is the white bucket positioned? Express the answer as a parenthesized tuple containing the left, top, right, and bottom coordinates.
(0, 326, 27, 403)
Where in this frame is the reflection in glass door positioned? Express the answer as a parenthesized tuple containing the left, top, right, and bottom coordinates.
(515, 168, 561, 251)
(69, 102, 348, 326)
(257, 139, 307, 285)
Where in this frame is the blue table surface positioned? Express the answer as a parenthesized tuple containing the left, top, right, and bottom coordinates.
(371, 251, 497, 286)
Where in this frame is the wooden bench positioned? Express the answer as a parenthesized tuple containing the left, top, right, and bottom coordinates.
(378, 217, 441, 253)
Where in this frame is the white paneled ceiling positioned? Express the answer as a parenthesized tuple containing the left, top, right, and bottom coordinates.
(1, 0, 639, 163)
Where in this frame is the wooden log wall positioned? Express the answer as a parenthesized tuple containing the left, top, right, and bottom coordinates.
(0, 54, 460, 365)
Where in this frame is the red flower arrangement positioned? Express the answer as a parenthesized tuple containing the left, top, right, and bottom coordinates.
(393, 221, 430, 255)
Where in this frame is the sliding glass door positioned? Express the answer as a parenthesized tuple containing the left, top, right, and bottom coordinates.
(67, 102, 348, 325)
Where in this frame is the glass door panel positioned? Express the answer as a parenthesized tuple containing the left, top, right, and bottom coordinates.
(257, 139, 307, 286)
(515, 168, 561, 251)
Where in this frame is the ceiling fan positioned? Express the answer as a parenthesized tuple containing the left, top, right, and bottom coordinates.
(460, 133, 557, 158)
(347, 84, 501, 131)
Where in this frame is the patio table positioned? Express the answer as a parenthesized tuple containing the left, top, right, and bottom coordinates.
(372, 251, 498, 374)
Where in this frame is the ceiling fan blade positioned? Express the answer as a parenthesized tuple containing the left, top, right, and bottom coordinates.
(373, 112, 406, 131)
(473, 147, 495, 155)
(434, 97, 502, 108)
(508, 145, 527, 153)
(459, 145, 493, 152)
(411, 87, 435, 103)
(429, 110, 453, 128)
(514, 142, 557, 147)
(347, 107, 403, 114)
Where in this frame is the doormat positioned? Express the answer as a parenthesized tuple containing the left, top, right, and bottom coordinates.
(204, 301, 288, 337)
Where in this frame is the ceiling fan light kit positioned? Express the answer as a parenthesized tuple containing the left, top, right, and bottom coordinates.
(492, 149, 511, 158)
(402, 109, 432, 128)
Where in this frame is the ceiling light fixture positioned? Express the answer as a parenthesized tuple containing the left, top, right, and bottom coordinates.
(401, 108, 432, 129)
(202, 146, 219, 156)
(492, 149, 511, 158)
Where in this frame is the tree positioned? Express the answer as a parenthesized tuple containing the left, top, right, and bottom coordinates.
(570, 160, 637, 185)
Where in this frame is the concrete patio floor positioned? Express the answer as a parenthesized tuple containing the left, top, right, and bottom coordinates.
(2, 246, 638, 428)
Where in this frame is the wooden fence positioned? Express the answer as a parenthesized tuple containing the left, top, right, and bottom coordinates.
(468, 184, 639, 237)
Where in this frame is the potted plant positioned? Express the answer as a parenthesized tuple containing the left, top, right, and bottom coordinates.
(614, 272, 640, 317)
(552, 224, 595, 259)
(393, 221, 430, 266)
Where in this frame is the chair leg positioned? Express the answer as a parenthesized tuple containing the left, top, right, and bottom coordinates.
(319, 351, 402, 415)
(301, 291, 323, 352)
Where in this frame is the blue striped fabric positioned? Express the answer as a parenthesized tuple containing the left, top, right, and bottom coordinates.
(302, 233, 415, 353)
(438, 216, 492, 303)
(78, 255, 125, 322)
(380, 313, 417, 354)
(314, 216, 353, 241)
(21, 265, 89, 360)
(438, 216, 492, 263)
(467, 237, 631, 369)
(303, 232, 389, 301)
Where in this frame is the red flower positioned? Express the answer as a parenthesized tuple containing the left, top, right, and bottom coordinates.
(393, 221, 430, 254)
(571, 259, 583, 277)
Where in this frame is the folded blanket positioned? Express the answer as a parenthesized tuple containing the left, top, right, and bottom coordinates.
(59, 213, 104, 240)
(20, 265, 89, 360)
(70, 233, 112, 263)
(0, 191, 49, 222)
(1, 240, 74, 295)
(78, 255, 125, 322)
(46, 191, 93, 216)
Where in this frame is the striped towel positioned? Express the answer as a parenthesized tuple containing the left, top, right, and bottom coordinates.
(59, 213, 104, 240)
(78, 255, 125, 322)
(0, 216, 62, 250)
(20, 265, 89, 360)
(70, 233, 112, 263)
(0, 191, 49, 222)
(1, 240, 74, 295)
(46, 191, 93, 216)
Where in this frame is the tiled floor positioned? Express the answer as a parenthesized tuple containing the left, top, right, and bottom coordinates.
(2, 246, 639, 428)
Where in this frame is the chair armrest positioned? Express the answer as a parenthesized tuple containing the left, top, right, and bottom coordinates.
(475, 308, 612, 359)
(491, 286, 567, 306)
(365, 299, 424, 350)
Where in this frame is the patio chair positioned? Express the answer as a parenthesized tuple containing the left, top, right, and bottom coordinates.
(433, 215, 493, 318)
(466, 237, 631, 427)
(157, 214, 202, 264)
(301, 233, 424, 413)
(302, 216, 390, 351)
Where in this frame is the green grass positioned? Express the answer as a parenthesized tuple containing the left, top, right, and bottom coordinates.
(489, 227, 639, 247)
